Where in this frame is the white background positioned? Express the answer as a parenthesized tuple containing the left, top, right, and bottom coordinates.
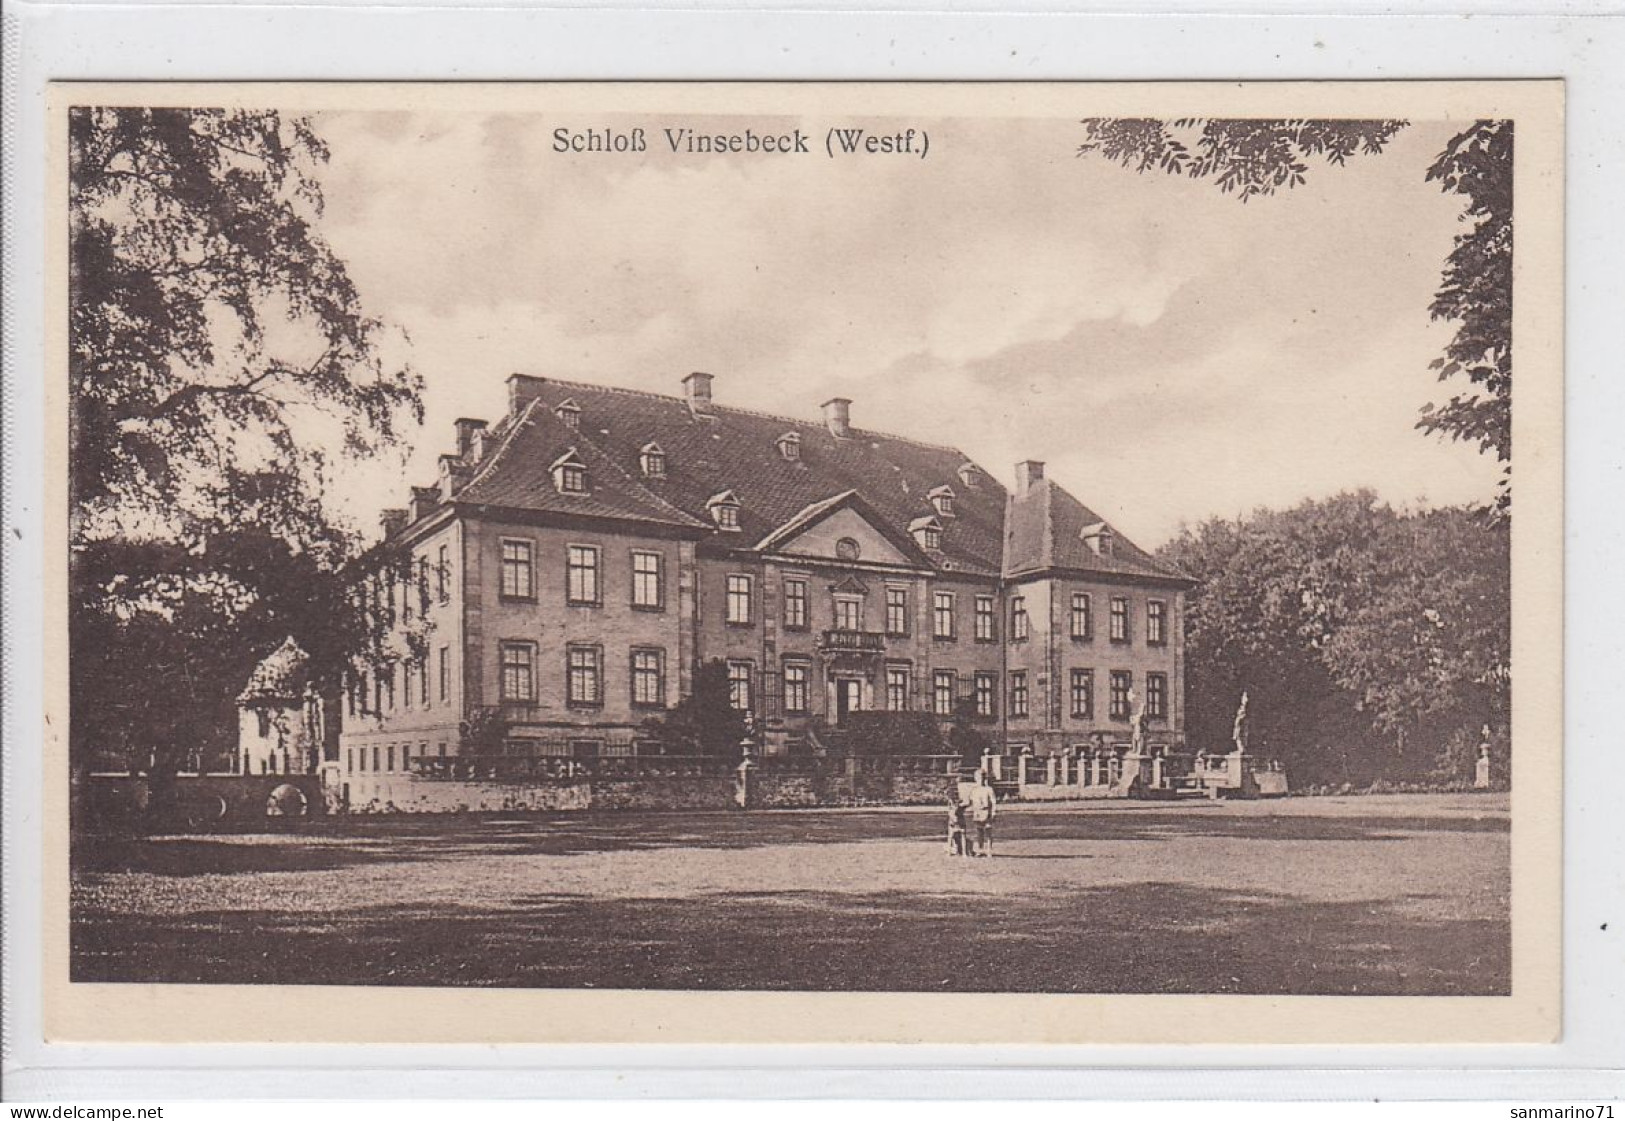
(3, 0, 1623, 1103)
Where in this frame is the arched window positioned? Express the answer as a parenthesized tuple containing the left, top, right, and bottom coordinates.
(640, 442, 666, 479)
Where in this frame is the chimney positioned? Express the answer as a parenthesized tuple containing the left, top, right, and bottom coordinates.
(453, 418, 488, 462)
(507, 374, 548, 418)
(822, 397, 852, 439)
(1015, 459, 1045, 494)
(683, 371, 714, 415)
(438, 454, 471, 501)
(380, 508, 408, 540)
(410, 486, 440, 523)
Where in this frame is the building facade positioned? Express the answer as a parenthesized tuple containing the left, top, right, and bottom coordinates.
(338, 372, 1194, 804)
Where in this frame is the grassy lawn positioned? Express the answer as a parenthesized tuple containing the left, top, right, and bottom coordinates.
(71, 792, 1510, 994)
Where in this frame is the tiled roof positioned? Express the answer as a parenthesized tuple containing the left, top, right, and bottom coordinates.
(456, 401, 710, 530)
(1002, 477, 1193, 585)
(238, 637, 312, 704)
(458, 378, 1010, 575)
(415, 375, 1184, 585)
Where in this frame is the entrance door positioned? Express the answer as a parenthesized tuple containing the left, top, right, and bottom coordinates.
(836, 679, 863, 724)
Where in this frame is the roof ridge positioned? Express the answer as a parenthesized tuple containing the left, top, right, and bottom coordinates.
(522, 374, 973, 459)
(457, 398, 542, 497)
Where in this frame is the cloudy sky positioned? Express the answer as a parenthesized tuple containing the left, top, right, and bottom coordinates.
(310, 109, 1488, 549)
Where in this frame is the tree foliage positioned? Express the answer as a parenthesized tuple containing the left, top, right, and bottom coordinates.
(1418, 121, 1514, 505)
(1160, 493, 1509, 786)
(641, 660, 749, 756)
(69, 107, 422, 781)
(1078, 117, 1513, 513)
(1077, 118, 1408, 201)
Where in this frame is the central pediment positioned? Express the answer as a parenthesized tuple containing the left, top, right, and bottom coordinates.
(754, 490, 927, 567)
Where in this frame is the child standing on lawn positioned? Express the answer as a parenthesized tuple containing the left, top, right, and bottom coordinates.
(946, 790, 971, 857)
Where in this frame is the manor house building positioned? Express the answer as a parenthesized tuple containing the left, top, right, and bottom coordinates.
(338, 372, 1193, 799)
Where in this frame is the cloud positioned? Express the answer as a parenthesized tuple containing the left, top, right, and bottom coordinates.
(309, 110, 1497, 547)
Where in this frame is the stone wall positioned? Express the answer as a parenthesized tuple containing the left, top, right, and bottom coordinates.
(84, 773, 330, 828)
(344, 773, 737, 814)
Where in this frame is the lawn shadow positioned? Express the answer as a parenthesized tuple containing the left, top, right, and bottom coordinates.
(72, 806, 1509, 879)
(71, 878, 1509, 996)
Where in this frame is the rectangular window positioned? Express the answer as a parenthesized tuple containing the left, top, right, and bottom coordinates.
(631, 648, 665, 708)
(1071, 593, 1093, 640)
(727, 661, 754, 712)
(932, 670, 956, 716)
(784, 661, 810, 714)
(347, 748, 354, 773)
(383, 663, 395, 711)
(1147, 672, 1168, 719)
(885, 587, 909, 636)
(417, 556, 430, 615)
(416, 659, 428, 707)
(1147, 599, 1167, 645)
(401, 565, 413, 622)
(437, 543, 450, 603)
(1110, 596, 1131, 643)
(974, 595, 996, 642)
(500, 539, 534, 600)
(1011, 596, 1029, 641)
(403, 659, 414, 708)
(1110, 670, 1133, 719)
(726, 574, 753, 625)
(834, 595, 862, 632)
(438, 646, 450, 703)
(886, 665, 911, 712)
(974, 672, 996, 719)
(933, 592, 956, 639)
(387, 744, 396, 772)
(631, 551, 664, 609)
(500, 643, 534, 703)
(371, 745, 379, 772)
(784, 579, 809, 629)
(567, 545, 601, 605)
(1009, 672, 1029, 718)
(567, 644, 603, 707)
(1070, 668, 1095, 719)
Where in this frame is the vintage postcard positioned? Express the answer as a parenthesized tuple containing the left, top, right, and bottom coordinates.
(43, 80, 1563, 1045)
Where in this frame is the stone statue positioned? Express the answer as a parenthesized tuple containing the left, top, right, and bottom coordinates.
(1232, 691, 1250, 754)
(1129, 689, 1147, 756)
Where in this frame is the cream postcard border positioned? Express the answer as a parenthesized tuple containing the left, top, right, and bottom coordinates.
(40, 79, 1564, 1046)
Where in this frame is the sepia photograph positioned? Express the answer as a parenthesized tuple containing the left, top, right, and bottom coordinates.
(48, 81, 1563, 1042)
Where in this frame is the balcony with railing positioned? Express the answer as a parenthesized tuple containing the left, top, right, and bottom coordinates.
(816, 629, 887, 654)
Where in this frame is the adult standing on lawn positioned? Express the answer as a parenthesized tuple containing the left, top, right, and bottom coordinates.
(968, 769, 998, 857)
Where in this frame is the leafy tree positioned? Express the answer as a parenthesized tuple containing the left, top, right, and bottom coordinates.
(640, 659, 748, 756)
(69, 107, 421, 792)
(1161, 493, 1510, 786)
(948, 697, 992, 769)
(1078, 117, 1513, 514)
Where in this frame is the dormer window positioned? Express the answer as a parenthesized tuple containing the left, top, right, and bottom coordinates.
(551, 449, 588, 495)
(1081, 521, 1115, 557)
(707, 490, 742, 531)
(929, 485, 956, 518)
(909, 515, 943, 551)
(957, 462, 982, 489)
(777, 431, 801, 462)
(640, 441, 666, 479)
(554, 399, 581, 430)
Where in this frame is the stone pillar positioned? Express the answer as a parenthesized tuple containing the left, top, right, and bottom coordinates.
(1474, 752, 1492, 789)
(735, 757, 756, 809)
